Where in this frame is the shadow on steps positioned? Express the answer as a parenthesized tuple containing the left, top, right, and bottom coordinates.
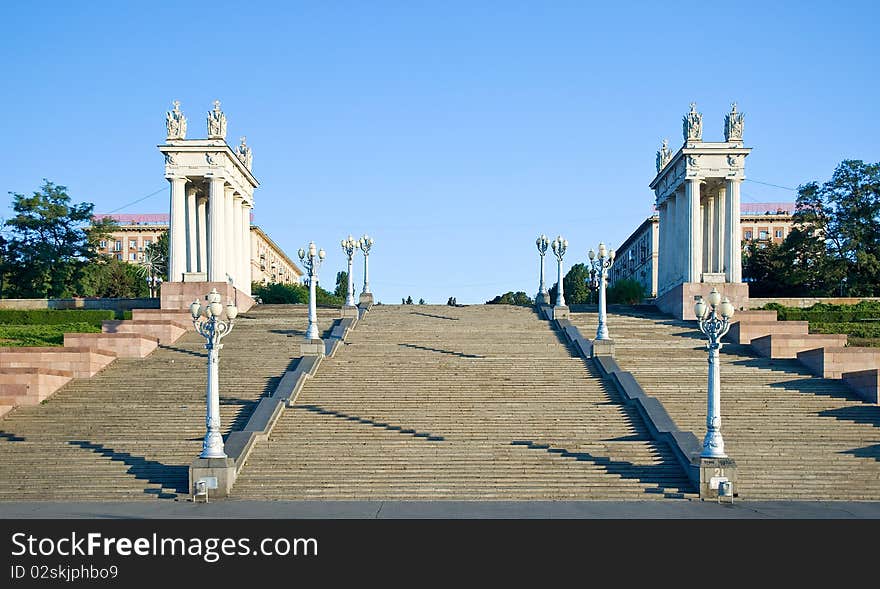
(509, 440, 695, 498)
(398, 343, 484, 359)
(292, 404, 446, 442)
(67, 440, 187, 497)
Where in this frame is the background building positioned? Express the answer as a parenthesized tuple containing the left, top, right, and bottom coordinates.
(610, 202, 795, 298)
(92, 213, 303, 285)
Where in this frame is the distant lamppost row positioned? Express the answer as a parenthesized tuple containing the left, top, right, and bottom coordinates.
(340, 235, 358, 307)
(588, 243, 616, 341)
(535, 234, 550, 305)
(298, 242, 326, 341)
(694, 287, 735, 458)
(190, 288, 238, 459)
(551, 235, 568, 308)
(358, 234, 374, 302)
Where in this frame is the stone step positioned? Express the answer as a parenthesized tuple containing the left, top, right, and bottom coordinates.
(64, 332, 159, 359)
(0, 346, 117, 379)
(102, 319, 187, 345)
(750, 333, 848, 359)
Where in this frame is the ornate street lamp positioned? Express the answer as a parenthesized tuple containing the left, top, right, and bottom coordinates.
(588, 243, 616, 341)
(341, 235, 358, 308)
(551, 236, 568, 309)
(357, 234, 374, 304)
(535, 234, 550, 305)
(190, 288, 238, 459)
(694, 287, 735, 458)
(298, 241, 326, 341)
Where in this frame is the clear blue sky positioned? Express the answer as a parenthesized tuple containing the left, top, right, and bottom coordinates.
(2, 1, 878, 303)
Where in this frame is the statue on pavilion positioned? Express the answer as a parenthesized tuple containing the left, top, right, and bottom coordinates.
(165, 100, 187, 140)
(656, 138, 672, 172)
(207, 100, 227, 139)
(237, 136, 253, 170)
(682, 102, 702, 142)
(724, 102, 744, 141)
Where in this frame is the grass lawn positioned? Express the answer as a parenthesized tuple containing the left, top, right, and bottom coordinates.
(0, 322, 101, 347)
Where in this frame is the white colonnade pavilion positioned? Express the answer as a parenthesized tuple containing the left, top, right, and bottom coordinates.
(159, 100, 258, 296)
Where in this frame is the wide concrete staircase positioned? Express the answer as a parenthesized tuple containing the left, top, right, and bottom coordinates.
(0, 305, 337, 501)
(570, 307, 880, 500)
(232, 304, 696, 500)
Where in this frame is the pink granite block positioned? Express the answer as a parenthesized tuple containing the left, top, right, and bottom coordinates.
(842, 369, 879, 404)
(751, 334, 848, 359)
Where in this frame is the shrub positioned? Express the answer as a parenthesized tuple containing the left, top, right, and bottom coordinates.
(0, 309, 116, 327)
(0, 322, 101, 347)
(760, 301, 880, 322)
(607, 279, 645, 305)
(252, 282, 344, 307)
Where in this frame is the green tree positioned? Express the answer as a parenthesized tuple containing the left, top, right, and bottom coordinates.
(746, 160, 879, 296)
(334, 271, 348, 299)
(143, 232, 169, 280)
(486, 291, 533, 306)
(79, 257, 149, 298)
(606, 278, 644, 304)
(547, 263, 594, 305)
(2, 181, 117, 298)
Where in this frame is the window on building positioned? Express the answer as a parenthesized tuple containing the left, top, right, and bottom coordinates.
(759, 230, 769, 240)
(129, 240, 137, 249)
(775, 229, 784, 238)
(744, 231, 753, 240)
(99, 240, 107, 248)
(144, 239, 152, 247)
(114, 241, 122, 251)
(129, 253, 137, 261)
(116, 253, 122, 260)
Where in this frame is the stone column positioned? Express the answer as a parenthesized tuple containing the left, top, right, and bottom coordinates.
(233, 195, 244, 292)
(666, 195, 677, 289)
(224, 187, 236, 285)
(685, 179, 702, 283)
(197, 196, 208, 273)
(658, 201, 668, 293)
(186, 187, 198, 274)
(725, 179, 742, 282)
(208, 177, 226, 282)
(168, 176, 187, 282)
(241, 202, 252, 295)
(715, 188, 726, 274)
(703, 197, 714, 276)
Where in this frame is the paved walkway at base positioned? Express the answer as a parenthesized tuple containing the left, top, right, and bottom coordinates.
(1, 500, 878, 518)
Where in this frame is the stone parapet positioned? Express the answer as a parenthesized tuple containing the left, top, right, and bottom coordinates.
(160, 281, 255, 314)
(751, 333, 848, 359)
(0, 346, 116, 379)
(797, 346, 880, 380)
(842, 369, 879, 404)
(727, 320, 808, 345)
(0, 367, 73, 407)
(101, 319, 187, 345)
(656, 282, 750, 320)
(131, 309, 195, 329)
(64, 333, 159, 359)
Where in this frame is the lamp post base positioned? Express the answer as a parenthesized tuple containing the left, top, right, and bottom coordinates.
(341, 305, 359, 318)
(359, 292, 374, 305)
(536, 292, 550, 305)
(300, 338, 325, 357)
(698, 456, 737, 501)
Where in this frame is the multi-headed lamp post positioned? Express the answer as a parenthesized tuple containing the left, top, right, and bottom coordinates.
(298, 242, 326, 341)
(551, 236, 568, 308)
(694, 287, 735, 458)
(535, 234, 550, 304)
(357, 234, 374, 303)
(588, 243, 616, 341)
(190, 288, 238, 459)
(341, 235, 358, 307)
